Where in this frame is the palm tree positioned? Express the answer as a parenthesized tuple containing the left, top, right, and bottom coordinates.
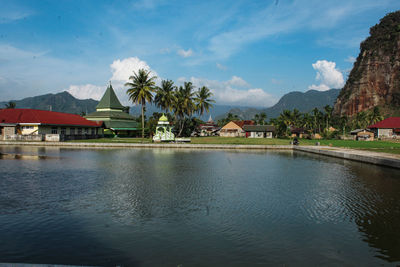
(339, 116, 348, 138)
(154, 80, 177, 113)
(172, 82, 196, 136)
(253, 114, 260, 124)
(125, 69, 157, 139)
(368, 106, 384, 125)
(5, 101, 16, 109)
(324, 105, 333, 131)
(195, 86, 215, 116)
(259, 112, 267, 125)
(312, 108, 320, 134)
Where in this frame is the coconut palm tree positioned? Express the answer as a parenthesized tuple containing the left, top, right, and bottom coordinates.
(155, 79, 177, 113)
(125, 69, 157, 139)
(259, 112, 267, 125)
(5, 101, 16, 109)
(172, 82, 196, 136)
(324, 105, 333, 131)
(368, 106, 384, 125)
(195, 86, 214, 116)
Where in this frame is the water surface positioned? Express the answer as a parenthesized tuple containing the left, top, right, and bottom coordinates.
(0, 146, 399, 266)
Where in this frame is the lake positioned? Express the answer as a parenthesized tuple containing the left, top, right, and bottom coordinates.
(0, 146, 399, 266)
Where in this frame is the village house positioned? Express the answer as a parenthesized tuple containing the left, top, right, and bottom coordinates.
(0, 108, 103, 141)
(85, 83, 139, 136)
(350, 129, 375, 141)
(219, 120, 254, 137)
(193, 116, 220, 136)
(368, 117, 400, 138)
(243, 125, 275, 138)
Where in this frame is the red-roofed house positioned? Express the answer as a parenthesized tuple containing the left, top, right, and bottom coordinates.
(367, 117, 400, 138)
(219, 120, 254, 137)
(0, 109, 103, 141)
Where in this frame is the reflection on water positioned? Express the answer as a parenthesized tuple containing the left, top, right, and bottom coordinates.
(0, 146, 399, 266)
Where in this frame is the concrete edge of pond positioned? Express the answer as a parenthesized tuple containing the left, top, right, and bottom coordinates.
(1, 141, 399, 169)
(0, 141, 292, 150)
(294, 146, 400, 169)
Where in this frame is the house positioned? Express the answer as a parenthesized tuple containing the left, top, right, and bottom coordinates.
(290, 127, 309, 138)
(350, 129, 375, 141)
(219, 120, 254, 137)
(243, 125, 275, 138)
(0, 108, 103, 141)
(367, 117, 400, 138)
(194, 115, 220, 136)
(85, 83, 139, 136)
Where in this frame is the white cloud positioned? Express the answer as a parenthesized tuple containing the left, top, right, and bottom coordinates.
(179, 76, 276, 107)
(345, 56, 356, 63)
(67, 56, 160, 106)
(110, 57, 156, 82)
(308, 60, 345, 91)
(216, 63, 227, 70)
(67, 84, 105, 100)
(177, 48, 193, 58)
(228, 76, 249, 88)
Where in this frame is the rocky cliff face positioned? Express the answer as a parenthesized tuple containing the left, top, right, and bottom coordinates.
(334, 11, 400, 117)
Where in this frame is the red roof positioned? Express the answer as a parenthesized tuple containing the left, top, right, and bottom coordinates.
(0, 109, 101, 127)
(233, 120, 254, 128)
(368, 117, 400, 129)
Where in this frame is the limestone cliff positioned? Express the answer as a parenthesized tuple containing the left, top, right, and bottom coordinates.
(334, 11, 400, 117)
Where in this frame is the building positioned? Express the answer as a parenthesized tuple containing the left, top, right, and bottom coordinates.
(368, 117, 400, 138)
(194, 115, 220, 136)
(85, 83, 139, 136)
(0, 108, 103, 141)
(243, 125, 275, 138)
(350, 129, 375, 141)
(153, 114, 175, 142)
(219, 120, 254, 137)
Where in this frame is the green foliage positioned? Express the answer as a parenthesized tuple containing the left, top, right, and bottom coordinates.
(125, 69, 157, 139)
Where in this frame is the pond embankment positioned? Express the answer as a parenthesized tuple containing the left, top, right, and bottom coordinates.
(0, 141, 399, 169)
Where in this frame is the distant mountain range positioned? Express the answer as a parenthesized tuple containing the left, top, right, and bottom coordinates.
(0, 91, 98, 114)
(0, 88, 341, 121)
(0, 91, 244, 120)
(217, 89, 341, 120)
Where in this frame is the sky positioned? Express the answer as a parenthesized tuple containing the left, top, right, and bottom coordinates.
(0, 0, 399, 107)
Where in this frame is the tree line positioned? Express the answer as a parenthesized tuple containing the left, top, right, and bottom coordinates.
(125, 69, 215, 138)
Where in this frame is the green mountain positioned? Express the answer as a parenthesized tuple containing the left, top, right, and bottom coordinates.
(0, 91, 99, 114)
(219, 89, 341, 120)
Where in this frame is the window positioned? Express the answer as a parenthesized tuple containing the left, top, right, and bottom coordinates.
(61, 128, 66, 135)
(91, 128, 95, 135)
(78, 128, 82, 135)
(85, 128, 89, 134)
(51, 127, 58, 134)
(70, 128, 75, 135)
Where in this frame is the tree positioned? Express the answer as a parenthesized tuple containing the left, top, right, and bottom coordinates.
(5, 101, 16, 109)
(324, 105, 333, 131)
(154, 80, 177, 113)
(195, 86, 215, 116)
(125, 69, 157, 140)
(259, 112, 267, 125)
(368, 106, 384, 125)
(172, 82, 196, 136)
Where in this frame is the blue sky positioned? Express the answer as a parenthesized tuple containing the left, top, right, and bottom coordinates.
(0, 0, 399, 107)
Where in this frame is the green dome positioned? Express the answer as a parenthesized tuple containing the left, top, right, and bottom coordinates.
(159, 114, 168, 122)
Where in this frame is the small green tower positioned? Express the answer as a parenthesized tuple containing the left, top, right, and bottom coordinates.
(153, 114, 175, 142)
